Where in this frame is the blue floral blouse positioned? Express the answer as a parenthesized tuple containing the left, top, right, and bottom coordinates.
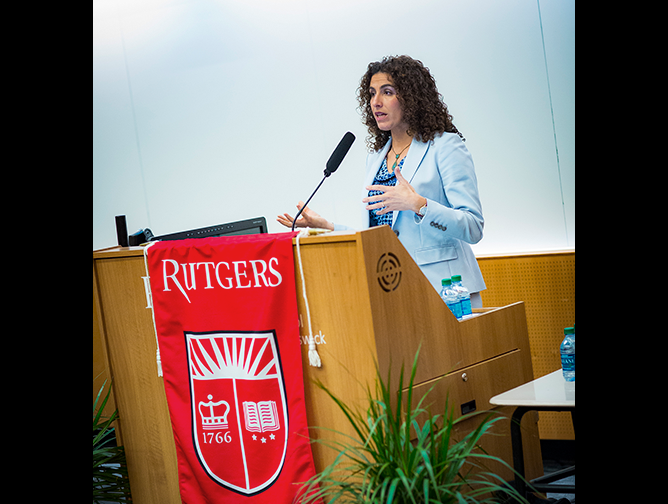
(368, 157, 405, 227)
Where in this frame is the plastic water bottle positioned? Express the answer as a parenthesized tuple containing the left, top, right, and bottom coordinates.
(440, 278, 462, 320)
(560, 327, 575, 381)
(451, 275, 473, 319)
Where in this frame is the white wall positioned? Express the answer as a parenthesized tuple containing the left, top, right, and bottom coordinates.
(93, 0, 574, 255)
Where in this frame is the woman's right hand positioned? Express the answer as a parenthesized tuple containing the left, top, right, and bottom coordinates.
(276, 201, 334, 230)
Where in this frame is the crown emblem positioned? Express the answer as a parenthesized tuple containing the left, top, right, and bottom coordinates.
(198, 394, 230, 430)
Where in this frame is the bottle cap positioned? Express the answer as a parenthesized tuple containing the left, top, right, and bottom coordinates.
(564, 327, 575, 335)
(441, 278, 451, 286)
(452, 274, 462, 282)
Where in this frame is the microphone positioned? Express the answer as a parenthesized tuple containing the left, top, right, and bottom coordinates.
(292, 132, 356, 231)
(325, 131, 356, 177)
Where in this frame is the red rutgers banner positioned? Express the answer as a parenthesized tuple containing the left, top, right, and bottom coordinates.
(146, 232, 319, 503)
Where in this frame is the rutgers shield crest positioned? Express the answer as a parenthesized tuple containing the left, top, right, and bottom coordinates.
(186, 330, 288, 495)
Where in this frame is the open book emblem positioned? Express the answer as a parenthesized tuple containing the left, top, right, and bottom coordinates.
(185, 330, 288, 495)
(243, 401, 279, 433)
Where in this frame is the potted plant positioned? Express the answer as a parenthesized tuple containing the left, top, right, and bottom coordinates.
(299, 350, 530, 503)
(93, 381, 132, 503)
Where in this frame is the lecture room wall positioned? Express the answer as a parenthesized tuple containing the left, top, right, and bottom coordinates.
(93, 0, 575, 255)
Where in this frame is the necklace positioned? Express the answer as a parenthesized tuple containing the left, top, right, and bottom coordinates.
(390, 142, 410, 172)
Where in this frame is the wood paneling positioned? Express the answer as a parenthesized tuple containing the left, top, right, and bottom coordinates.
(93, 249, 181, 503)
(477, 250, 575, 440)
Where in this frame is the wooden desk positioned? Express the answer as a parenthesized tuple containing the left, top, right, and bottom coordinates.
(94, 228, 543, 503)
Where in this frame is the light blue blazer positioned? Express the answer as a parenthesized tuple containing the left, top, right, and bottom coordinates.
(335, 132, 486, 295)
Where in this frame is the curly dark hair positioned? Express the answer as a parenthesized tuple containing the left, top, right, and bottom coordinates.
(357, 55, 464, 151)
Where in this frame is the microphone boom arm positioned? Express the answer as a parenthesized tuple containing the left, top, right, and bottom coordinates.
(290, 131, 355, 232)
(291, 174, 327, 232)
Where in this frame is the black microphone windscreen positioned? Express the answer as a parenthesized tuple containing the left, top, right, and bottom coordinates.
(325, 132, 355, 176)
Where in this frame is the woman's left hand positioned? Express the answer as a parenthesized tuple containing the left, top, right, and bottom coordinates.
(363, 167, 426, 215)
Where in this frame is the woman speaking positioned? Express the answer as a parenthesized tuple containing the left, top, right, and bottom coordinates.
(278, 55, 486, 307)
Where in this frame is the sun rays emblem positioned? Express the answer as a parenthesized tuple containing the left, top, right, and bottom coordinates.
(185, 331, 288, 495)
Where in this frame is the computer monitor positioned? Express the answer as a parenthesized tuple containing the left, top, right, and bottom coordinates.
(151, 217, 268, 241)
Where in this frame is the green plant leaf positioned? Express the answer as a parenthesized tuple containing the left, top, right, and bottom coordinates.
(93, 380, 131, 503)
(298, 347, 532, 504)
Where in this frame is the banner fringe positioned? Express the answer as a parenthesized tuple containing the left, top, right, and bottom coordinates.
(296, 229, 324, 368)
(143, 241, 163, 377)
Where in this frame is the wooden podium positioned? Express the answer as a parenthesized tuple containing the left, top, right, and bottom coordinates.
(93, 227, 542, 504)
